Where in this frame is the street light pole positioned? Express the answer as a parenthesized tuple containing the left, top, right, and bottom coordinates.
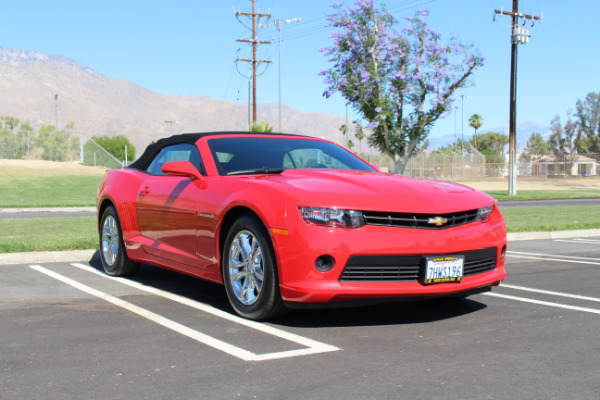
(277, 19, 282, 132)
(164, 120, 179, 135)
(454, 106, 457, 141)
(274, 17, 301, 133)
(461, 94, 468, 178)
(54, 94, 58, 129)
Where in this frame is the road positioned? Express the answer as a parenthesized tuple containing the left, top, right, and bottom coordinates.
(1, 198, 599, 219)
(1, 237, 599, 399)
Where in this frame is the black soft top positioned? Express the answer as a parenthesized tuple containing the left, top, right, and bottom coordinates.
(128, 131, 301, 170)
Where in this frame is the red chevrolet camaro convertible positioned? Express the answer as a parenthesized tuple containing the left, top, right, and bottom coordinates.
(97, 132, 506, 320)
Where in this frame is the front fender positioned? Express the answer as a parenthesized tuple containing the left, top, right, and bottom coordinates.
(97, 169, 145, 239)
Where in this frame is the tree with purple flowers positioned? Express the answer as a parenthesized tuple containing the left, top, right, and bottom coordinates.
(320, 1, 484, 174)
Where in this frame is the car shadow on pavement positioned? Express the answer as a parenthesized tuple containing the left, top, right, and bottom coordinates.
(276, 298, 487, 328)
(88, 256, 232, 311)
(88, 254, 488, 328)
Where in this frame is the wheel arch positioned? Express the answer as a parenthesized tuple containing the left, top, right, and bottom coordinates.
(97, 198, 116, 233)
(218, 206, 266, 267)
(218, 205, 287, 320)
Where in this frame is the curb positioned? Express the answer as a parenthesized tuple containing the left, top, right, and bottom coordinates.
(1, 230, 598, 265)
(0, 249, 98, 265)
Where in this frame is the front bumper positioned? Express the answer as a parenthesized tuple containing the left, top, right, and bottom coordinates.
(271, 207, 507, 303)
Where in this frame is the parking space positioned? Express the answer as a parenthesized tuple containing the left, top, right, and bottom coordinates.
(1, 237, 599, 399)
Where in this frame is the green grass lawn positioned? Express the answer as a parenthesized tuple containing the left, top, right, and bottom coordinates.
(0, 174, 103, 208)
(0, 162, 598, 253)
(501, 205, 600, 232)
(1, 205, 599, 253)
(0, 217, 97, 253)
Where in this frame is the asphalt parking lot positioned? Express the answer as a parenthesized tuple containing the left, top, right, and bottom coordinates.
(1, 237, 599, 399)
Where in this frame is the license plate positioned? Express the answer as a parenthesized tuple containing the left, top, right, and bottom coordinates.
(424, 255, 464, 284)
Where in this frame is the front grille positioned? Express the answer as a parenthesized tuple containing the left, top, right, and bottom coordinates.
(340, 247, 497, 282)
(362, 209, 479, 229)
(340, 255, 422, 281)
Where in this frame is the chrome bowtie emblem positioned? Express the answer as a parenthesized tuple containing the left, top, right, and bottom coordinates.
(428, 216, 448, 226)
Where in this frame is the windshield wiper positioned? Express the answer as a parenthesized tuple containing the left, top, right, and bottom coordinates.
(227, 168, 285, 176)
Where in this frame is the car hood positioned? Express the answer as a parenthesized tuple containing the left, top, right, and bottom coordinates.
(261, 170, 495, 214)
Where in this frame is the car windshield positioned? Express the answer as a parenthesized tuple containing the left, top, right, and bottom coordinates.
(208, 136, 374, 176)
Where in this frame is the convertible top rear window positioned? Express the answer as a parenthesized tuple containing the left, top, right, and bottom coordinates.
(208, 137, 374, 176)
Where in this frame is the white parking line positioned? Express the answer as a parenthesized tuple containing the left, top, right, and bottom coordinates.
(572, 238, 600, 243)
(554, 239, 600, 244)
(508, 251, 600, 261)
(484, 292, 600, 315)
(30, 264, 340, 362)
(501, 284, 600, 303)
(489, 251, 600, 314)
(507, 251, 600, 266)
(68, 263, 340, 357)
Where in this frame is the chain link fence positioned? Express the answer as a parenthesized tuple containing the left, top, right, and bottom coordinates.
(365, 142, 488, 180)
(364, 147, 599, 180)
(0, 128, 124, 169)
(81, 136, 123, 169)
(3, 127, 599, 178)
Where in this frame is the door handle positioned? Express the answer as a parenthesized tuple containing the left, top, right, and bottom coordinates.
(140, 186, 150, 196)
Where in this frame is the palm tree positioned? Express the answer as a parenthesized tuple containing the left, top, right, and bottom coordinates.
(355, 123, 366, 155)
(249, 121, 273, 133)
(347, 139, 355, 152)
(468, 114, 483, 148)
(339, 124, 348, 148)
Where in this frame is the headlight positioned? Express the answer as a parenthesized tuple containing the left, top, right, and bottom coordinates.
(299, 207, 365, 229)
(477, 205, 493, 221)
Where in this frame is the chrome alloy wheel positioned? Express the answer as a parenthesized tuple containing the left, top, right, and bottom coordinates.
(101, 215, 119, 267)
(228, 230, 264, 306)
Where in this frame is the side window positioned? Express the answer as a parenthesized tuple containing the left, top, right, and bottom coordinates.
(146, 144, 204, 176)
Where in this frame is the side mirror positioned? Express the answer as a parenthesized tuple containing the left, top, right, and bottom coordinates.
(161, 160, 203, 180)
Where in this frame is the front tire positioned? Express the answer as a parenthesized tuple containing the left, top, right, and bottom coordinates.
(99, 205, 139, 276)
(222, 214, 287, 320)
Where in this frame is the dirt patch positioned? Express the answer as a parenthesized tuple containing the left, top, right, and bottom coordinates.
(459, 177, 600, 191)
(0, 159, 107, 176)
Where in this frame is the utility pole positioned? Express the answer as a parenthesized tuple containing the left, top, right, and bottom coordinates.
(494, 1, 541, 195)
(235, 0, 272, 123)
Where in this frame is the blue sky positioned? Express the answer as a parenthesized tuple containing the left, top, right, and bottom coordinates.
(1, 0, 598, 143)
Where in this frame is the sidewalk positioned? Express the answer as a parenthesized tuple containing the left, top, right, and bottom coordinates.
(0, 207, 96, 213)
(0, 249, 98, 265)
(1, 229, 599, 265)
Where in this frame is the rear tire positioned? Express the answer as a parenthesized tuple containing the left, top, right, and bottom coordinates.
(99, 205, 140, 276)
(222, 214, 287, 320)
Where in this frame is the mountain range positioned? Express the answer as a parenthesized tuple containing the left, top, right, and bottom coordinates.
(0, 47, 549, 155)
